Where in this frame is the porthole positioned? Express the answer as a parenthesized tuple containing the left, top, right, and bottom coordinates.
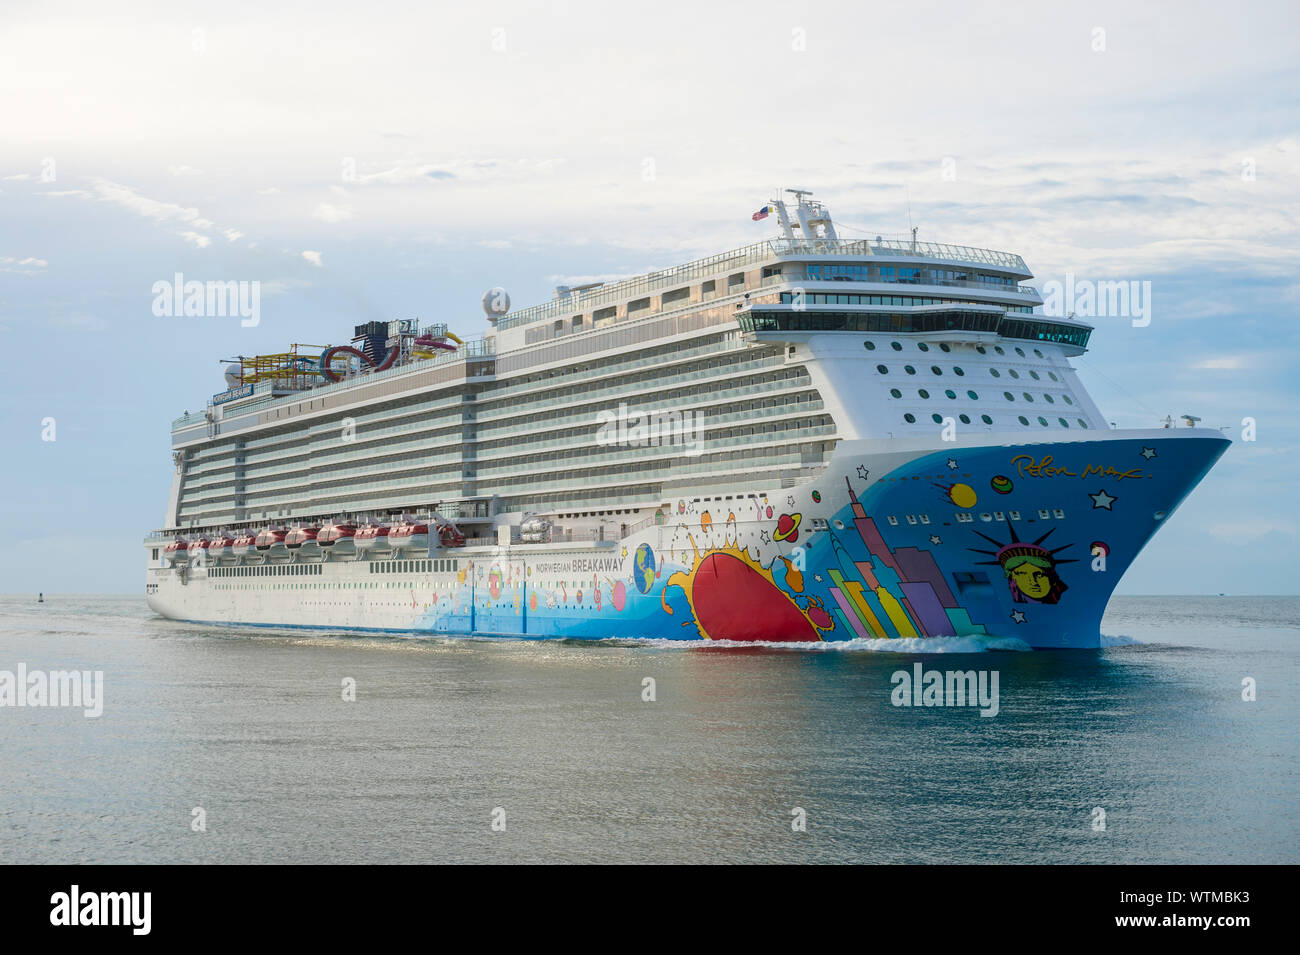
(917, 342, 930, 352)
(904, 413, 916, 423)
(864, 341, 877, 351)
(1059, 417, 1070, 427)
(953, 366, 965, 376)
(1030, 370, 1040, 380)
(959, 413, 971, 424)
(1044, 394, 1055, 404)
(1034, 349, 1044, 358)
(976, 345, 987, 354)
(1037, 416, 1048, 427)
(931, 365, 942, 375)
(891, 341, 903, 351)
(931, 413, 943, 424)
(981, 414, 993, 424)
(1009, 369, 1020, 379)
(918, 389, 930, 399)
(833, 519, 845, 530)
(1049, 371, 1059, 381)
(1063, 395, 1074, 405)
(890, 388, 902, 398)
(967, 390, 979, 399)
(1015, 347, 1026, 357)
(1078, 419, 1089, 429)
(939, 343, 951, 352)
(994, 346, 1005, 355)
(990, 369, 1001, 378)
(1023, 393, 1034, 402)
(1004, 392, 1015, 401)
(877, 364, 889, 374)
(945, 389, 957, 399)
(905, 365, 917, 375)
(1018, 416, 1029, 426)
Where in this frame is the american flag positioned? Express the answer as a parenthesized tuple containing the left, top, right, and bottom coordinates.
(751, 205, 771, 221)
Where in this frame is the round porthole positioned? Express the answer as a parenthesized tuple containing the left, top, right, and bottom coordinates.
(1153, 511, 1166, 521)
(833, 519, 845, 530)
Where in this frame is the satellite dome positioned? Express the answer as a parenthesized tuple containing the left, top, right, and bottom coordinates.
(482, 287, 510, 322)
(224, 363, 242, 388)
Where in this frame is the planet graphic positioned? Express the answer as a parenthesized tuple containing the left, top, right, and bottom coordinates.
(611, 580, 627, 611)
(700, 511, 712, 532)
(811, 490, 821, 503)
(632, 543, 656, 594)
(678, 499, 685, 514)
(1090, 541, 1110, 557)
(488, 568, 502, 600)
(529, 592, 538, 611)
(990, 475, 1014, 494)
(689, 552, 819, 642)
(774, 512, 802, 543)
(937, 483, 977, 508)
(765, 505, 773, 518)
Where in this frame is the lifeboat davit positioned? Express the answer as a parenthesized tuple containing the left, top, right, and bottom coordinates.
(354, 523, 391, 554)
(317, 521, 358, 559)
(232, 533, 256, 561)
(389, 521, 430, 553)
(255, 526, 288, 559)
(163, 538, 189, 564)
(189, 537, 211, 564)
(285, 525, 321, 558)
(209, 536, 235, 561)
(437, 522, 466, 548)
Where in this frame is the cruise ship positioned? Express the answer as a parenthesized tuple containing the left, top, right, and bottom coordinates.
(145, 190, 1227, 648)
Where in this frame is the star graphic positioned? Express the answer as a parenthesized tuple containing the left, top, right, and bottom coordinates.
(1010, 610, 1027, 624)
(929, 534, 942, 545)
(856, 465, 870, 480)
(946, 458, 958, 469)
(786, 495, 795, 507)
(760, 531, 771, 544)
(1140, 447, 1157, 460)
(1089, 489, 1117, 510)
(814, 574, 823, 583)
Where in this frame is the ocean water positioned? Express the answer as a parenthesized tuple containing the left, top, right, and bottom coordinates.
(0, 594, 1295, 864)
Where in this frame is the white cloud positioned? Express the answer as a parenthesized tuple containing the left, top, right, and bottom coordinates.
(178, 231, 211, 248)
(1193, 356, 1247, 370)
(167, 165, 202, 176)
(301, 250, 323, 267)
(313, 202, 353, 223)
(222, 228, 244, 241)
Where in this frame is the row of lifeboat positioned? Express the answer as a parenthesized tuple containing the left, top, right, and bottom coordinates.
(163, 519, 465, 565)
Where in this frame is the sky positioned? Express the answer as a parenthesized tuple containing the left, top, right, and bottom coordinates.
(1, 0, 1297, 594)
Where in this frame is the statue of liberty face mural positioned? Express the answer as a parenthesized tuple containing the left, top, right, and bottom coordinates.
(970, 524, 1076, 605)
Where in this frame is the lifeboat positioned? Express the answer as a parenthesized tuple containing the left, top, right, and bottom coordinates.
(209, 536, 235, 561)
(354, 523, 391, 554)
(437, 522, 466, 548)
(255, 526, 288, 559)
(232, 533, 256, 561)
(162, 538, 189, 565)
(317, 521, 358, 558)
(189, 537, 211, 565)
(389, 521, 429, 553)
(285, 525, 321, 558)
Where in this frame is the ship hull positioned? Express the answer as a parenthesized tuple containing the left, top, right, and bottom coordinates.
(145, 429, 1227, 649)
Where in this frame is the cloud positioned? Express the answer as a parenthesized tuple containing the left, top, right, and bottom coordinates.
(3, 173, 32, 181)
(167, 165, 202, 176)
(301, 250, 323, 267)
(1193, 356, 1247, 370)
(313, 201, 353, 222)
(178, 231, 211, 248)
(0, 255, 48, 273)
(222, 228, 244, 241)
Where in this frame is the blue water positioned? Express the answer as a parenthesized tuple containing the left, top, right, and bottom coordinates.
(0, 594, 1295, 863)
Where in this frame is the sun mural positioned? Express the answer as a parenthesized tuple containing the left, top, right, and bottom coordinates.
(660, 534, 834, 642)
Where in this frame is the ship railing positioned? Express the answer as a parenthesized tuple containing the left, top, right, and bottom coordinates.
(759, 272, 1040, 298)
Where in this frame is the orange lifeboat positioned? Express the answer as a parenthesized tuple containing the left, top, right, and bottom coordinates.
(354, 523, 391, 554)
(209, 536, 235, 561)
(232, 533, 256, 561)
(318, 521, 358, 558)
(389, 521, 429, 553)
(285, 525, 321, 557)
(255, 526, 288, 559)
(163, 538, 189, 564)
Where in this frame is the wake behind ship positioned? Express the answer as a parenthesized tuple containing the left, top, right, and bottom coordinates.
(146, 191, 1227, 648)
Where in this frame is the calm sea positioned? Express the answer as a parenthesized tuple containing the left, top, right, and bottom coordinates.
(0, 594, 1295, 864)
